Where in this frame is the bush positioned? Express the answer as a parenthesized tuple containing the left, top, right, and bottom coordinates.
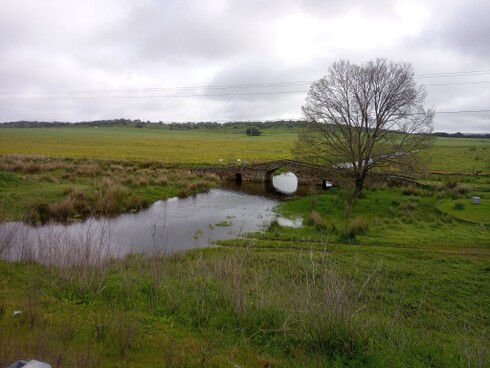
(444, 179, 459, 190)
(338, 218, 369, 243)
(454, 202, 465, 210)
(309, 211, 328, 230)
(401, 186, 421, 196)
(348, 217, 369, 235)
(246, 127, 261, 136)
(400, 201, 417, 211)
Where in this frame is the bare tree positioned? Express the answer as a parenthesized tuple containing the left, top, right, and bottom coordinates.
(295, 59, 434, 198)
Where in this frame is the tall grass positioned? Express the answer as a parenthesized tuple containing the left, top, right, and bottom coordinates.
(0, 155, 220, 224)
(1, 231, 487, 366)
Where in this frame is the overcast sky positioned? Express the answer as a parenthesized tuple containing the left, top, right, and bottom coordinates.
(1, 0, 489, 132)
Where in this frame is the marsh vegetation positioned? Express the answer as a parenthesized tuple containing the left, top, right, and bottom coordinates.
(0, 154, 219, 224)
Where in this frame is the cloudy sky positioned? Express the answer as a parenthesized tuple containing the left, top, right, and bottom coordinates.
(1, 0, 489, 132)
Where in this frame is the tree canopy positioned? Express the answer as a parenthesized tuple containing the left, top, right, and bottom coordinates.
(246, 126, 262, 136)
(295, 59, 434, 197)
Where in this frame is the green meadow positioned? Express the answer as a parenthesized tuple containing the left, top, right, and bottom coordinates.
(0, 127, 297, 164)
(429, 137, 490, 173)
(1, 126, 489, 172)
(0, 125, 489, 367)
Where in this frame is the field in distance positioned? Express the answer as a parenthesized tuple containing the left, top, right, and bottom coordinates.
(1, 125, 489, 172)
(1, 124, 489, 367)
(0, 126, 297, 165)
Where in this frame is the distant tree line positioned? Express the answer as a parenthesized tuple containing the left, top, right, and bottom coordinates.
(1, 119, 488, 137)
(0, 119, 307, 130)
(432, 131, 490, 138)
(0, 118, 155, 128)
(167, 120, 305, 130)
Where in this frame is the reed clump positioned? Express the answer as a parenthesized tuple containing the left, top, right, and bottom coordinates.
(308, 211, 332, 232)
(338, 217, 369, 243)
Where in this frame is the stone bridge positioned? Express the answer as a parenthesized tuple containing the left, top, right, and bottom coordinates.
(195, 159, 335, 187)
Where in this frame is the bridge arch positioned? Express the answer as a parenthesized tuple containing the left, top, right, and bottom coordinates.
(264, 166, 291, 182)
(258, 160, 329, 186)
(194, 159, 334, 187)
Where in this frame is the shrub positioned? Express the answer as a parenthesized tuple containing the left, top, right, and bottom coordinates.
(178, 180, 215, 197)
(152, 175, 169, 185)
(26, 202, 52, 225)
(287, 259, 372, 357)
(49, 198, 76, 222)
(348, 217, 369, 235)
(309, 211, 328, 230)
(454, 202, 465, 210)
(401, 186, 420, 196)
(338, 218, 369, 243)
(246, 127, 261, 136)
(74, 163, 101, 176)
(444, 179, 459, 190)
(400, 201, 417, 211)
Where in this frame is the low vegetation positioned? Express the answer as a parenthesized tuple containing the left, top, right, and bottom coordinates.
(240, 185, 489, 249)
(0, 155, 219, 224)
(1, 233, 488, 367)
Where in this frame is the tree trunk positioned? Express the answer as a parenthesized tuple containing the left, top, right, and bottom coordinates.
(354, 177, 364, 199)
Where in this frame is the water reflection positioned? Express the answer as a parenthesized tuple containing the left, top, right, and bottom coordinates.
(272, 172, 298, 194)
(223, 172, 316, 198)
(0, 173, 319, 261)
(0, 189, 279, 261)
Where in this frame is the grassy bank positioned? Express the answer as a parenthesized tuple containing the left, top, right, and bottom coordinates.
(1, 244, 488, 367)
(0, 155, 219, 223)
(1, 181, 489, 366)
(240, 185, 490, 249)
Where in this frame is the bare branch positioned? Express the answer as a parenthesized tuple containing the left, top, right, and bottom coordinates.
(295, 59, 434, 198)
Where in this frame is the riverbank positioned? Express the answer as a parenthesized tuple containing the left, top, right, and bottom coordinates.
(1, 182, 489, 366)
(0, 155, 219, 224)
(1, 242, 488, 367)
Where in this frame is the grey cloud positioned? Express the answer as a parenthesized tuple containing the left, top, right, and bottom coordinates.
(105, 0, 270, 64)
(429, 0, 490, 59)
(1, 0, 489, 132)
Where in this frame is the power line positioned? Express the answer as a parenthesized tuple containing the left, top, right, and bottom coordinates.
(1, 68, 490, 97)
(1, 88, 490, 107)
(2, 88, 489, 114)
(414, 69, 490, 79)
(436, 109, 490, 114)
(424, 80, 490, 87)
(1, 90, 310, 99)
(0, 81, 313, 96)
(0, 79, 489, 99)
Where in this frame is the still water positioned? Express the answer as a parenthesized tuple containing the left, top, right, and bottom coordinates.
(0, 174, 312, 261)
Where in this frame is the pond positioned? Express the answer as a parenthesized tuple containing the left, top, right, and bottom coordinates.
(0, 173, 315, 262)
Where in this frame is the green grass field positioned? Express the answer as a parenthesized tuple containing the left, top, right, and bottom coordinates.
(2, 127, 489, 172)
(429, 137, 490, 173)
(0, 127, 297, 165)
(437, 198, 490, 225)
(0, 126, 489, 367)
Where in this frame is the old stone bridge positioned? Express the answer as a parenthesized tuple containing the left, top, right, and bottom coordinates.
(194, 159, 335, 187)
